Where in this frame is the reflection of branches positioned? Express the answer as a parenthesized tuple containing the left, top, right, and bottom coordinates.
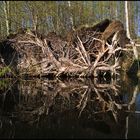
(0, 116, 15, 138)
(0, 79, 18, 138)
(0, 77, 136, 136)
(1, 79, 18, 110)
(75, 78, 123, 122)
(77, 88, 91, 117)
(14, 78, 125, 125)
(124, 84, 139, 139)
(0, 77, 139, 140)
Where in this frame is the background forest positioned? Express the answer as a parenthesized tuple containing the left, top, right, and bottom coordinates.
(0, 1, 139, 39)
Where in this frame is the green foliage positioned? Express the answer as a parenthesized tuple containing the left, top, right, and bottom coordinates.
(0, 1, 139, 38)
(0, 66, 11, 77)
(0, 79, 11, 90)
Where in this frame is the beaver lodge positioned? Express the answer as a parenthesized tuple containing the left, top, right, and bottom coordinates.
(0, 19, 137, 78)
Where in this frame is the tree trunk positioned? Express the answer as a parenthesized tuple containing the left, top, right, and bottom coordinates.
(32, 14, 38, 31)
(115, 1, 119, 19)
(68, 1, 74, 30)
(125, 1, 131, 38)
(138, 1, 140, 37)
(125, 1, 138, 60)
(3, 1, 9, 36)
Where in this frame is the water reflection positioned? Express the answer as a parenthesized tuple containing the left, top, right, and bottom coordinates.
(0, 76, 140, 139)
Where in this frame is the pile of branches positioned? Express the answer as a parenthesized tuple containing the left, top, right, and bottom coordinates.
(0, 19, 130, 78)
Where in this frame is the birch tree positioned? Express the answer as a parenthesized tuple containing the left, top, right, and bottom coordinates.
(125, 1, 138, 61)
(68, 1, 74, 30)
(125, 1, 131, 38)
(3, 1, 9, 36)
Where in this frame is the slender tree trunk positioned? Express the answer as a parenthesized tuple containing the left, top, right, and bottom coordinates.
(0, 21, 2, 38)
(125, 1, 138, 60)
(32, 14, 38, 31)
(3, 1, 9, 36)
(125, 1, 131, 38)
(115, 1, 119, 19)
(56, 1, 60, 33)
(30, 6, 38, 31)
(68, 1, 74, 30)
(138, 2, 140, 37)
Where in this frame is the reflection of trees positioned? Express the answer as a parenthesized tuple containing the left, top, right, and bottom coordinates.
(0, 77, 139, 138)
(15, 78, 124, 121)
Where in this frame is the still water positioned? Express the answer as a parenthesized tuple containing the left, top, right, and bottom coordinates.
(0, 76, 140, 139)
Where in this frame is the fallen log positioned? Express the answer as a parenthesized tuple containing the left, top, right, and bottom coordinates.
(0, 19, 135, 78)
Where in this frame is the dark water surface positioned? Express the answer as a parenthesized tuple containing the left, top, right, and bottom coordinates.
(0, 76, 140, 139)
